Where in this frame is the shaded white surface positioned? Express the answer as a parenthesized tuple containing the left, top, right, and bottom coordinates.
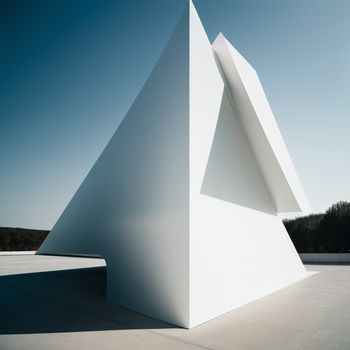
(38, 1, 310, 328)
(38, 6, 190, 327)
(1, 255, 350, 350)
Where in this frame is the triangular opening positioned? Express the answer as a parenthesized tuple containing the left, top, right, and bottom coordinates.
(200, 89, 276, 214)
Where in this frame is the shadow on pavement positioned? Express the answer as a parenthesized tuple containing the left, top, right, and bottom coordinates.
(0, 266, 175, 334)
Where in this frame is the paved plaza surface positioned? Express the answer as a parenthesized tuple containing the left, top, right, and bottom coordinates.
(0, 254, 350, 350)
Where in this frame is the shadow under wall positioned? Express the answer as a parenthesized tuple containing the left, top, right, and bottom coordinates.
(0, 266, 175, 335)
(200, 90, 275, 215)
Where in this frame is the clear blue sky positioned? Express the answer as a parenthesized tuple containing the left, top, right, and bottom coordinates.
(1, 0, 349, 229)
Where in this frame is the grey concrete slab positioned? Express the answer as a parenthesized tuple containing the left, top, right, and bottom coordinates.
(1, 255, 350, 350)
(0, 254, 106, 276)
(0, 331, 208, 350)
(302, 330, 350, 350)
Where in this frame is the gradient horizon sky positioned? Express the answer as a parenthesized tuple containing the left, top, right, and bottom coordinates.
(1, 0, 349, 230)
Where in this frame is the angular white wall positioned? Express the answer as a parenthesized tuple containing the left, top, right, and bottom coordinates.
(38, 1, 310, 329)
(212, 34, 310, 214)
(38, 7, 190, 327)
(188, 2, 307, 328)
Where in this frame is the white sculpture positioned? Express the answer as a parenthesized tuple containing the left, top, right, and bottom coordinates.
(38, 1, 311, 328)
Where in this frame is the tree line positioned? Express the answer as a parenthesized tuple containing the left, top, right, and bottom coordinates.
(0, 227, 49, 251)
(1, 201, 349, 252)
(284, 201, 350, 253)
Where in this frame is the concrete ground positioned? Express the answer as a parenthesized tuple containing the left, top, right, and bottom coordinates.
(1, 255, 350, 350)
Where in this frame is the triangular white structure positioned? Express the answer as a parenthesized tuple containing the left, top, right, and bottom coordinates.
(38, 2, 311, 328)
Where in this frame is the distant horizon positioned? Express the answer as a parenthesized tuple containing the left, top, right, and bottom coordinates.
(1, 0, 349, 229)
(1, 200, 347, 232)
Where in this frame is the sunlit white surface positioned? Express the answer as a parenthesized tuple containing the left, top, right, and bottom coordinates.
(212, 33, 310, 214)
(38, 0, 310, 329)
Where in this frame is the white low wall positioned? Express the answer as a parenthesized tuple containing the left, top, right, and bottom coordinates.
(0, 251, 36, 256)
(300, 253, 350, 264)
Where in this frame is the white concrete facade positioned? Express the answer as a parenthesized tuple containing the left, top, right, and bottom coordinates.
(38, 1, 310, 328)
